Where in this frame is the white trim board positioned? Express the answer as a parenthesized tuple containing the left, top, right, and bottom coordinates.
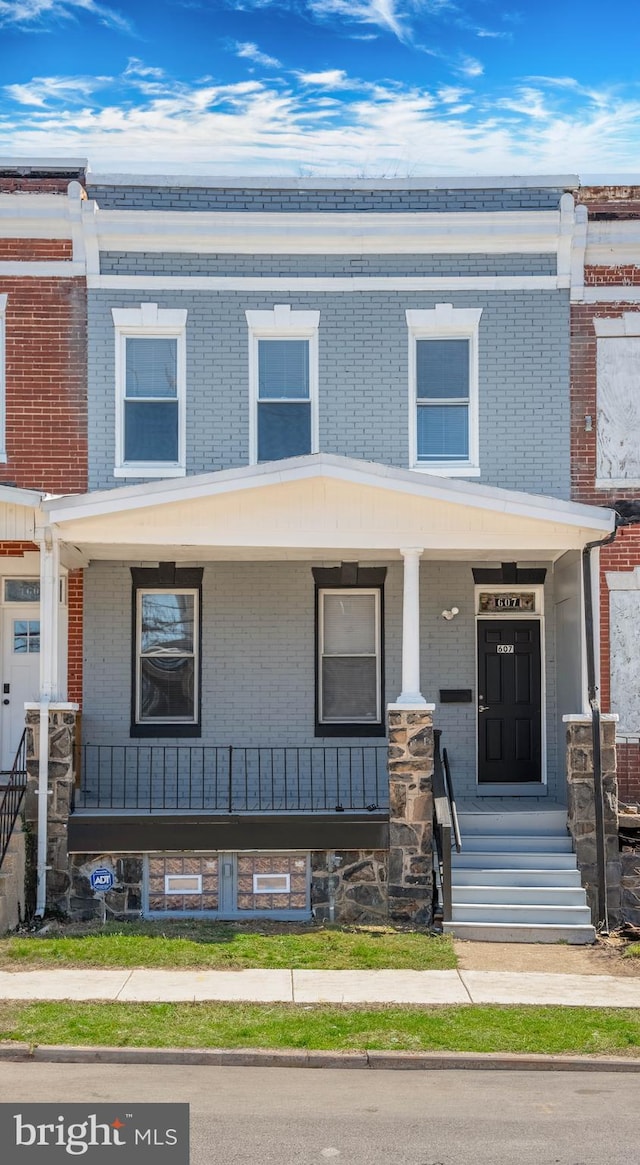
(88, 275, 565, 292)
(88, 173, 578, 189)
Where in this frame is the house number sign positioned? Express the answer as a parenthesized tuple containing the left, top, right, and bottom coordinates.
(497, 644, 514, 654)
(478, 591, 535, 613)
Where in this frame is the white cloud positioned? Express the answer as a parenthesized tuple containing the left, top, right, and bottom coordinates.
(234, 41, 283, 68)
(296, 69, 353, 89)
(307, 0, 408, 41)
(0, 0, 131, 31)
(3, 68, 640, 178)
(457, 55, 483, 78)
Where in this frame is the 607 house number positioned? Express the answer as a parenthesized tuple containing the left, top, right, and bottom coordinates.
(497, 644, 514, 654)
(495, 596, 521, 608)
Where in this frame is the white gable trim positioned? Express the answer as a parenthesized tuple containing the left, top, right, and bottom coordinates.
(43, 454, 614, 534)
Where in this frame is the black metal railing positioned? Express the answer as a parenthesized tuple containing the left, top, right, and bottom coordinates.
(74, 744, 389, 813)
(0, 729, 27, 870)
(432, 731, 461, 922)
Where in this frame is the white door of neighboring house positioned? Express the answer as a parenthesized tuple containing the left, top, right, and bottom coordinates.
(1, 604, 40, 772)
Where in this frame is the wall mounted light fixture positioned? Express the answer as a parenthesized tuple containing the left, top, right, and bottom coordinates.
(441, 607, 459, 621)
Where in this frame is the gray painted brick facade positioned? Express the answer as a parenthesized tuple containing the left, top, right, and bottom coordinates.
(82, 560, 561, 803)
(88, 286, 570, 497)
(99, 252, 557, 277)
(88, 185, 568, 212)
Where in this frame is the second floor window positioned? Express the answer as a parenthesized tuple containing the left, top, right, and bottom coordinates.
(257, 339, 311, 461)
(112, 304, 187, 479)
(416, 338, 470, 462)
(246, 305, 320, 465)
(124, 337, 179, 463)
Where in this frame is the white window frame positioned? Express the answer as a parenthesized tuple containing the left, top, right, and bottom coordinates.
(0, 294, 7, 463)
(406, 303, 482, 477)
(246, 304, 320, 465)
(594, 313, 640, 488)
(112, 303, 187, 479)
(318, 587, 382, 726)
(253, 873, 291, 894)
(135, 587, 199, 726)
(165, 873, 203, 895)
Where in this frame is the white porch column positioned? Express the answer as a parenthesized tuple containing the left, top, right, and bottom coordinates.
(39, 529, 61, 701)
(398, 547, 426, 705)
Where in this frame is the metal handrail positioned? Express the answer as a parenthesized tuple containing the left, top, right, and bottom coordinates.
(432, 732, 461, 923)
(0, 729, 27, 870)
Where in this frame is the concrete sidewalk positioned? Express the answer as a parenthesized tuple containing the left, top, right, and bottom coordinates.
(1, 967, 640, 1006)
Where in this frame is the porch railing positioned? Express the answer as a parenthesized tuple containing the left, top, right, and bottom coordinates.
(432, 731, 461, 922)
(0, 729, 27, 870)
(74, 744, 389, 813)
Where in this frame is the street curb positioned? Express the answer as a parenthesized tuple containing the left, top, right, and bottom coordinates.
(1, 1043, 640, 1071)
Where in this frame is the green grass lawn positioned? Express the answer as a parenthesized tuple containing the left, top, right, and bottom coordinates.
(0, 1001, 639, 1057)
(0, 922, 456, 971)
(624, 943, 640, 960)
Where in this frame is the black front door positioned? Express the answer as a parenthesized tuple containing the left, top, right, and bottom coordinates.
(477, 619, 542, 784)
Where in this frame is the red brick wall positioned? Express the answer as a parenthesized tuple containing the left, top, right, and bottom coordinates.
(67, 569, 83, 707)
(0, 541, 37, 556)
(0, 178, 75, 194)
(585, 265, 640, 286)
(0, 239, 72, 261)
(0, 272, 87, 494)
(572, 288, 640, 803)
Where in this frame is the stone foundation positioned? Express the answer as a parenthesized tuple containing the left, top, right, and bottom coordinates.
(311, 850, 388, 923)
(387, 706, 434, 925)
(621, 848, 640, 928)
(25, 707, 77, 914)
(565, 715, 621, 924)
(70, 854, 143, 920)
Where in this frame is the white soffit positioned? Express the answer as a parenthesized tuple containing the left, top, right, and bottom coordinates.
(92, 208, 564, 256)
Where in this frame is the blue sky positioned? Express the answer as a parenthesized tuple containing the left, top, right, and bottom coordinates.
(0, 0, 638, 175)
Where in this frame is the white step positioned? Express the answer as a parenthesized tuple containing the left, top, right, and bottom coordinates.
(461, 834, 572, 853)
(444, 921, 596, 945)
(453, 851, 578, 870)
(451, 903, 593, 926)
(452, 867, 583, 888)
(452, 885, 588, 907)
(457, 810, 568, 835)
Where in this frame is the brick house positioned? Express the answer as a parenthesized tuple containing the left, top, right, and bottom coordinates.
(571, 188, 640, 807)
(1, 167, 621, 941)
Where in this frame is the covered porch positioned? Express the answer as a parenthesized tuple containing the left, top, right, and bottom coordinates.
(35, 453, 614, 818)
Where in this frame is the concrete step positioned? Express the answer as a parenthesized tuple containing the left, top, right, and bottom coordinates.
(452, 885, 588, 907)
(443, 921, 596, 945)
(461, 835, 573, 853)
(452, 851, 578, 870)
(451, 903, 593, 926)
(452, 867, 583, 888)
(457, 810, 568, 835)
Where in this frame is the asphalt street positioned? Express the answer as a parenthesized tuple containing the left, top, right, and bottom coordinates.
(0, 1062, 635, 1164)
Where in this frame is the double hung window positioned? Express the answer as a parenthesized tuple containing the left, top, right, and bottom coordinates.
(246, 305, 319, 464)
(318, 588, 382, 728)
(407, 305, 482, 476)
(131, 567, 203, 736)
(113, 304, 187, 478)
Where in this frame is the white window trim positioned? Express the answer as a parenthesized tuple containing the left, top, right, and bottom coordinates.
(0, 294, 7, 463)
(135, 586, 199, 726)
(165, 873, 203, 895)
(253, 873, 291, 894)
(246, 304, 320, 465)
(112, 303, 187, 479)
(318, 587, 382, 726)
(406, 303, 482, 476)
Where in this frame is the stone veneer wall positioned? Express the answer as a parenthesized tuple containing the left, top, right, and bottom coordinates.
(311, 851, 388, 923)
(25, 708, 77, 914)
(387, 707, 434, 925)
(621, 848, 640, 927)
(70, 855, 143, 920)
(565, 716, 621, 923)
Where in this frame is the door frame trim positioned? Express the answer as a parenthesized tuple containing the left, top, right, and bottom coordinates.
(474, 584, 546, 790)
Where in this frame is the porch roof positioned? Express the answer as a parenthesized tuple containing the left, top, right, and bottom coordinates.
(43, 454, 615, 561)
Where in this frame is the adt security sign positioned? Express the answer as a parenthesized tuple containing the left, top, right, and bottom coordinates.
(90, 867, 114, 892)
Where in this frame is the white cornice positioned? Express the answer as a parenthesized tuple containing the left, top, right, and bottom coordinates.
(87, 173, 578, 190)
(0, 261, 85, 276)
(88, 274, 564, 292)
(0, 190, 82, 239)
(573, 287, 640, 304)
(93, 209, 563, 256)
(585, 220, 640, 267)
